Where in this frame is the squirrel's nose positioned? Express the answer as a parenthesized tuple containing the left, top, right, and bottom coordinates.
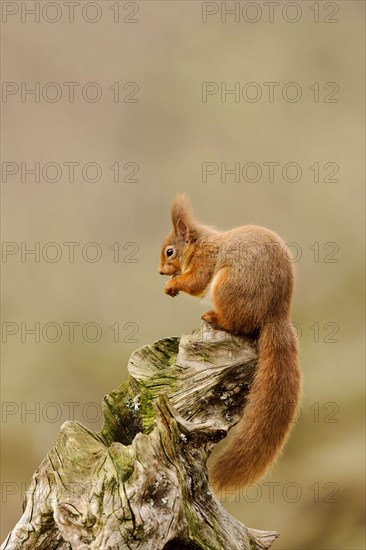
(159, 269, 164, 275)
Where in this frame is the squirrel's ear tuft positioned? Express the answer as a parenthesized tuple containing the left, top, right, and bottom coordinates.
(171, 194, 195, 237)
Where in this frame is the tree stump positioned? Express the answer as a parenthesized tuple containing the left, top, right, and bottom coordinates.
(1, 322, 279, 550)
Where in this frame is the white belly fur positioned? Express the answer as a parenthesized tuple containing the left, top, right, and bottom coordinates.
(200, 271, 221, 307)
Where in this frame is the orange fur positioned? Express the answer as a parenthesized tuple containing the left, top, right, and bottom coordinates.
(159, 195, 302, 491)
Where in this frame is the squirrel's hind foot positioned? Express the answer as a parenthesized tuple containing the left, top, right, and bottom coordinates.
(201, 310, 224, 331)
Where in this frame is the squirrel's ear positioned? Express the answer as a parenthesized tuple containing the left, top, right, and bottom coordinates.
(171, 194, 194, 238)
(176, 218, 190, 240)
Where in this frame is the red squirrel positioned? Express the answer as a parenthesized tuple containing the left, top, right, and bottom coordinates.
(158, 194, 302, 491)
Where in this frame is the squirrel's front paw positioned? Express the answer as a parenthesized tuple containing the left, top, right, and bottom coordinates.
(165, 280, 180, 297)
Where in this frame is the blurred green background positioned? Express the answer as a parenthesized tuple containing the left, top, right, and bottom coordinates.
(1, 1, 365, 548)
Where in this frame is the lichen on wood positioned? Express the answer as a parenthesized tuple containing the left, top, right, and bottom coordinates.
(1, 321, 279, 550)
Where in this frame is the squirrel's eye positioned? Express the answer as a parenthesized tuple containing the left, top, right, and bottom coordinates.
(166, 247, 174, 258)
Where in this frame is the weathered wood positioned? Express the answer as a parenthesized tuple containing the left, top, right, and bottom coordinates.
(1, 322, 279, 550)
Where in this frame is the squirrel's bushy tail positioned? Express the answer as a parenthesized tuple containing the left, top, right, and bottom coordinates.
(210, 321, 302, 492)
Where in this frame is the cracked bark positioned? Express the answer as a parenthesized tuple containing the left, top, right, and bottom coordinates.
(1, 321, 279, 550)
